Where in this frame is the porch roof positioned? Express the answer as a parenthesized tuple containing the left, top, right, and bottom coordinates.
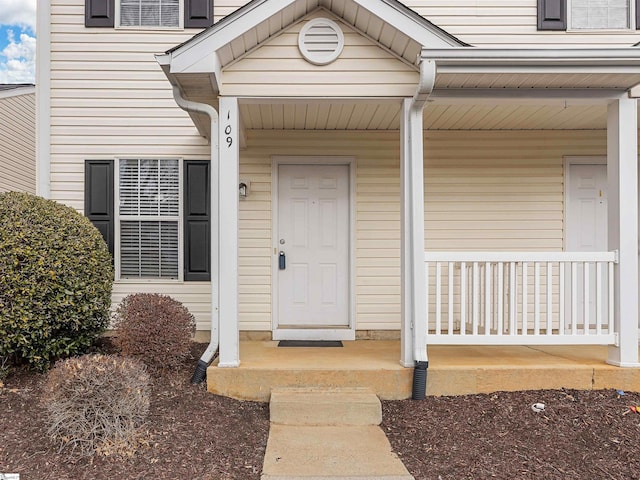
(157, 2, 640, 136)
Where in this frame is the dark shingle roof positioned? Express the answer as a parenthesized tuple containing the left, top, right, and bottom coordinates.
(0, 84, 34, 91)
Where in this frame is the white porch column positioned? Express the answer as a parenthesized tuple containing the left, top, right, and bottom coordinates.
(400, 98, 428, 367)
(607, 95, 639, 367)
(217, 96, 240, 367)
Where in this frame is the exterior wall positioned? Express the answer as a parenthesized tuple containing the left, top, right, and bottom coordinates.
(212, 1, 640, 48)
(0, 90, 35, 193)
(49, 0, 212, 328)
(222, 10, 419, 97)
(238, 129, 608, 332)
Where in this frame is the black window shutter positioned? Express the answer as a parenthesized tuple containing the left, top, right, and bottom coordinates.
(184, 161, 211, 281)
(185, 0, 214, 28)
(85, 0, 114, 27)
(85, 160, 114, 256)
(537, 0, 567, 30)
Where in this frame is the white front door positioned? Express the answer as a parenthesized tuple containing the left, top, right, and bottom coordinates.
(275, 164, 350, 336)
(566, 161, 608, 326)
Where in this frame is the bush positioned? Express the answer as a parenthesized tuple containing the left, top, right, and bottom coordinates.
(113, 293, 195, 371)
(42, 354, 150, 458)
(0, 192, 113, 371)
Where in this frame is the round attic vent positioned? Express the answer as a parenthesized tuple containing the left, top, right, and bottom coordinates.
(298, 18, 344, 66)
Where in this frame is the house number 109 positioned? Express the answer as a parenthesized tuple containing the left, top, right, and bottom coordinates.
(225, 111, 233, 148)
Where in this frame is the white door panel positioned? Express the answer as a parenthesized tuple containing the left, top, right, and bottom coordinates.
(566, 162, 608, 326)
(277, 164, 349, 328)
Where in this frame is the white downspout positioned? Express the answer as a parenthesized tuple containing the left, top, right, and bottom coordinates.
(170, 85, 220, 384)
(409, 59, 436, 399)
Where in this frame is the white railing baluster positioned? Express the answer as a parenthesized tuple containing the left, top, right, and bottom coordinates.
(583, 262, 590, 335)
(534, 262, 540, 336)
(460, 262, 466, 335)
(546, 262, 552, 335)
(435, 262, 442, 335)
(497, 262, 504, 335)
(559, 263, 565, 335)
(522, 262, 528, 336)
(509, 262, 516, 336)
(608, 261, 614, 334)
(485, 262, 491, 335)
(425, 261, 430, 334)
(472, 262, 479, 335)
(596, 262, 602, 335)
(571, 262, 577, 336)
(448, 262, 454, 335)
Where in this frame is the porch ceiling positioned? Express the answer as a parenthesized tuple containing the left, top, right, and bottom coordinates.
(238, 101, 630, 131)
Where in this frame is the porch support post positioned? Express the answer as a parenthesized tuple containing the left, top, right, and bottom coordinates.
(400, 97, 427, 367)
(217, 96, 240, 367)
(607, 95, 639, 367)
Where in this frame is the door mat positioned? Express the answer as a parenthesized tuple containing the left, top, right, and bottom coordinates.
(278, 340, 343, 347)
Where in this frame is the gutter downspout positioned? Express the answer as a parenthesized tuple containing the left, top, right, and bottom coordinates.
(170, 85, 220, 384)
(410, 59, 435, 400)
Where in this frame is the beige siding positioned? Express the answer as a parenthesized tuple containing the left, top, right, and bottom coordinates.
(222, 10, 419, 97)
(386, 0, 640, 47)
(213, 1, 640, 48)
(239, 129, 607, 331)
(50, 0, 212, 329)
(0, 92, 35, 193)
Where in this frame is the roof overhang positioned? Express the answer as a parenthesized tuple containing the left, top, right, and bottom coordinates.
(423, 48, 640, 97)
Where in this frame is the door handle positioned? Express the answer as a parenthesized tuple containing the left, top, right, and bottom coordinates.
(279, 251, 286, 270)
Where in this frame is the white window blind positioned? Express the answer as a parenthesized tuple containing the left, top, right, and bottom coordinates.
(118, 159, 180, 279)
(571, 0, 629, 29)
(120, 0, 180, 28)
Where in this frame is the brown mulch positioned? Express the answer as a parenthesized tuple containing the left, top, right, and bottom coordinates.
(2, 342, 640, 480)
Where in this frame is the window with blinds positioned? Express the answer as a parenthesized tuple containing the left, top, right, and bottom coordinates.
(119, 0, 180, 28)
(571, 0, 630, 29)
(118, 159, 180, 279)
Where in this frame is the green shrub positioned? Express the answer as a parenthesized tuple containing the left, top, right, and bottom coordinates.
(0, 192, 113, 370)
(42, 354, 150, 457)
(113, 293, 195, 371)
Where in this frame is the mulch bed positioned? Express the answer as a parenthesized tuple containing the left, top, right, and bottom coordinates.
(2, 341, 640, 479)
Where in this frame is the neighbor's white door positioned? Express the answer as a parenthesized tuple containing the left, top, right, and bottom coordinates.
(277, 164, 349, 328)
(566, 162, 607, 326)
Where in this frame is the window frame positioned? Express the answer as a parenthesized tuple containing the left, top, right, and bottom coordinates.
(115, 0, 184, 30)
(567, 0, 635, 31)
(114, 157, 184, 282)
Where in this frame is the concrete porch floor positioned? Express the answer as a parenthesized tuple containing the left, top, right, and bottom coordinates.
(206, 341, 640, 402)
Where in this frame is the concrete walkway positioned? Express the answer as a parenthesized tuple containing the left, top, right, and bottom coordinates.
(261, 388, 413, 480)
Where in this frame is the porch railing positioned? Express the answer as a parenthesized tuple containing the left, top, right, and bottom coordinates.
(424, 252, 617, 345)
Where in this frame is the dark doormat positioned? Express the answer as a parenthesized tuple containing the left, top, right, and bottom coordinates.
(278, 340, 343, 347)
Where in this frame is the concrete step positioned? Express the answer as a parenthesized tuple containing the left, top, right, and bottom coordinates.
(270, 387, 382, 426)
(261, 425, 413, 479)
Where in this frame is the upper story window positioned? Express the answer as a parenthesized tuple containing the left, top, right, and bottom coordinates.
(538, 0, 639, 30)
(570, 0, 630, 29)
(119, 0, 181, 28)
(85, 0, 213, 29)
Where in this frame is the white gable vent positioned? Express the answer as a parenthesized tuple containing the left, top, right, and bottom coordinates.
(298, 18, 345, 66)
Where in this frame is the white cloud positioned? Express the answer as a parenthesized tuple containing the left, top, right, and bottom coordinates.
(0, 0, 37, 32)
(0, 30, 36, 84)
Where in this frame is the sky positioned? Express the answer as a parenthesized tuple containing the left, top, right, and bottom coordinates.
(0, 0, 37, 84)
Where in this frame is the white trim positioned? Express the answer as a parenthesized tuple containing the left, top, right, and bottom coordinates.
(114, 158, 184, 282)
(271, 156, 356, 342)
(36, 0, 51, 198)
(0, 85, 35, 99)
(563, 156, 608, 252)
(116, 0, 184, 29)
(425, 251, 617, 263)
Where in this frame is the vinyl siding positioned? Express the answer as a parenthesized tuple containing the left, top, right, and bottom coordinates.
(222, 10, 419, 98)
(0, 92, 35, 193)
(50, 0, 212, 329)
(239, 129, 607, 331)
(212, 1, 640, 48)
